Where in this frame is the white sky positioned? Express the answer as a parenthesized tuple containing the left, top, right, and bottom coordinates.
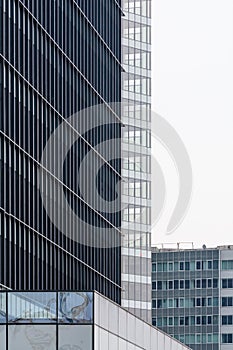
(151, 0, 233, 248)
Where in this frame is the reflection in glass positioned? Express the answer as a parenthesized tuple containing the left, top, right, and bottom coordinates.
(58, 292, 93, 324)
(0, 325, 6, 350)
(8, 325, 56, 350)
(0, 293, 6, 323)
(58, 325, 92, 350)
(8, 292, 57, 323)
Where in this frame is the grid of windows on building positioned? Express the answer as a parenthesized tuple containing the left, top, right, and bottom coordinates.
(152, 278, 219, 290)
(152, 246, 233, 350)
(121, 0, 152, 323)
(0, 0, 123, 303)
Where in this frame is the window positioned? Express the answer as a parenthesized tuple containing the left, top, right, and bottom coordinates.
(201, 316, 206, 325)
(196, 280, 201, 288)
(213, 297, 219, 306)
(207, 279, 212, 288)
(196, 316, 201, 325)
(152, 318, 156, 326)
(152, 300, 156, 308)
(185, 262, 190, 270)
(152, 282, 156, 290)
(168, 317, 173, 326)
(196, 261, 201, 270)
(207, 260, 212, 269)
(168, 281, 173, 290)
(196, 334, 201, 344)
(196, 298, 201, 307)
(213, 315, 218, 325)
(222, 260, 233, 270)
(190, 280, 195, 289)
(207, 316, 212, 325)
(168, 299, 173, 308)
(222, 279, 233, 288)
(180, 298, 184, 307)
(152, 263, 156, 272)
(190, 261, 195, 271)
(202, 279, 206, 288)
(222, 297, 227, 307)
(163, 263, 167, 272)
(213, 279, 218, 288)
(213, 260, 219, 269)
(168, 262, 173, 271)
(180, 262, 184, 270)
(222, 316, 233, 325)
(180, 317, 184, 326)
(180, 280, 184, 289)
(174, 280, 179, 289)
(157, 300, 162, 308)
(185, 280, 190, 289)
(208, 297, 212, 306)
(222, 297, 233, 307)
(222, 334, 233, 344)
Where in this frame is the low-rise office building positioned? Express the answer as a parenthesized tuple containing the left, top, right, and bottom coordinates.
(152, 244, 233, 350)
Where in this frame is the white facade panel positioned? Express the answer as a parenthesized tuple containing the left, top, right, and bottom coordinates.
(94, 292, 191, 350)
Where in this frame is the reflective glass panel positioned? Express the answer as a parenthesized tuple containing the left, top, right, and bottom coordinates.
(0, 325, 6, 350)
(58, 325, 92, 349)
(58, 292, 93, 324)
(0, 293, 6, 323)
(8, 292, 57, 323)
(8, 325, 56, 350)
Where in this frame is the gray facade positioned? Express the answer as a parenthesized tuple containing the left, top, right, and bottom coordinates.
(121, 0, 152, 323)
(152, 245, 233, 350)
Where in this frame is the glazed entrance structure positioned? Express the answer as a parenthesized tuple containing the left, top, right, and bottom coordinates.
(0, 290, 191, 350)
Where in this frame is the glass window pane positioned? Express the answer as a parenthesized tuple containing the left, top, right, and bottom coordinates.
(8, 325, 56, 350)
(0, 325, 6, 350)
(8, 292, 57, 323)
(0, 294, 6, 323)
(58, 325, 92, 350)
(58, 292, 93, 324)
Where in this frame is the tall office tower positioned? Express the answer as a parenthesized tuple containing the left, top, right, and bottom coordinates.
(152, 244, 233, 350)
(0, 0, 123, 303)
(121, 0, 152, 322)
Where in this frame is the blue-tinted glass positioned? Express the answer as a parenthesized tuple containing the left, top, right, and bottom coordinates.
(0, 293, 6, 323)
(8, 292, 57, 323)
(58, 292, 93, 324)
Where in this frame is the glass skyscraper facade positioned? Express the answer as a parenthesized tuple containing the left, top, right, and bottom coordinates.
(152, 245, 233, 350)
(0, 0, 122, 303)
(121, 0, 152, 322)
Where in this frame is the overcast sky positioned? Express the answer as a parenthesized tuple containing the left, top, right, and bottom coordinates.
(151, 0, 233, 248)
